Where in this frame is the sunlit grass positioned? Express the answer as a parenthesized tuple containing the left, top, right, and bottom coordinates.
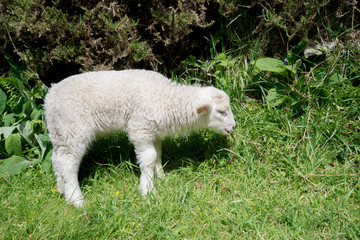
(1, 44, 359, 239)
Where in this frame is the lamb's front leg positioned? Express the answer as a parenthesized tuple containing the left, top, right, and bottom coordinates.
(134, 142, 158, 196)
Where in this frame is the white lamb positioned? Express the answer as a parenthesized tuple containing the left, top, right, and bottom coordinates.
(44, 69, 236, 207)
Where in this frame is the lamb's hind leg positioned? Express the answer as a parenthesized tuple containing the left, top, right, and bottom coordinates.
(52, 145, 85, 207)
(134, 141, 158, 196)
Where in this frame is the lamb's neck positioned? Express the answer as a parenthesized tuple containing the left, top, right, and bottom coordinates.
(165, 84, 203, 130)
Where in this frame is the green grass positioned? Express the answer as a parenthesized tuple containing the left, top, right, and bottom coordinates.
(1, 46, 360, 239)
(1, 101, 359, 239)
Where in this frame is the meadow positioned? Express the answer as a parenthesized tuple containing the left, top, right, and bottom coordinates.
(1, 44, 359, 239)
(1, 1, 359, 238)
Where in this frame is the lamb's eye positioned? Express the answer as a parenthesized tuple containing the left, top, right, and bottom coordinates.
(217, 110, 227, 116)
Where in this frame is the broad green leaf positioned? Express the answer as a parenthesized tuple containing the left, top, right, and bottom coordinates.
(12, 96, 27, 115)
(3, 113, 15, 126)
(0, 88, 6, 114)
(254, 58, 287, 75)
(35, 133, 50, 161)
(0, 155, 35, 176)
(0, 126, 16, 139)
(329, 73, 345, 82)
(5, 133, 22, 156)
(215, 53, 227, 61)
(30, 108, 43, 120)
(17, 121, 36, 148)
(266, 88, 287, 108)
(22, 100, 33, 116)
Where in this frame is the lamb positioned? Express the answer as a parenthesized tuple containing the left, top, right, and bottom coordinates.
(44, 69, 236, 207)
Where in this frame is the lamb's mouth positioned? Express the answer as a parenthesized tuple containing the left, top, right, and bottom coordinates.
(222, 129, 232, 135)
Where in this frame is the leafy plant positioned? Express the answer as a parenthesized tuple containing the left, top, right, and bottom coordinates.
(0, 58, 51, 176)
(249, 40, 357, 119)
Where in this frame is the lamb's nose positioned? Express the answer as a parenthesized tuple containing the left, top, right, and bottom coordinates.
(228, 124, 235, 132)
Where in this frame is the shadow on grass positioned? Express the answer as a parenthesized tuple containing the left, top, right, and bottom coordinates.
(79, 131, 232, 185)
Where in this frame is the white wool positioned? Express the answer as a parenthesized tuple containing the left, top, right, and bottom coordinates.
(44, 69, 236, 206)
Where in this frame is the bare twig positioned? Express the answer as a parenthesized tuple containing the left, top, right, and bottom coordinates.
(316, 50, 342, 88)
(298, 172, 327, 193)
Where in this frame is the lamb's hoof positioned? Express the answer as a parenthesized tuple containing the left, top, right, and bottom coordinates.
(66, 198, 84, 207)
(55, 186, 65, 195)
(139, 188, 157, 199)
(71, 200, 84, 208)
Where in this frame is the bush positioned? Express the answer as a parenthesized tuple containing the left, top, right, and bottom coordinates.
(250, 0, 360, 57)
(2, 0, 358, 85)
(1, 0, 219, 84)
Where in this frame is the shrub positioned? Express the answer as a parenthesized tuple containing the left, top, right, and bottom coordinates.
(0, 0, 219, 84)
(249, 0, 360, 57)
(2, 0, 358, 85)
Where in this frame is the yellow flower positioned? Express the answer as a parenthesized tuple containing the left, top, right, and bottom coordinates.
(52, 188, 57, 193)
(116, 191, 120, 196)
(39, 170, 43, 174)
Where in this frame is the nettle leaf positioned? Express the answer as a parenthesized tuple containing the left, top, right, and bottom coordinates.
(5, 133, 22, 156)
(35, 133, 50, 161)
(0, 88, 6, 114)
(18, 121, 36, 148)
(254, 58, 287, 75)
(266, 86, 288, 108)
(0, 155, 36, 176)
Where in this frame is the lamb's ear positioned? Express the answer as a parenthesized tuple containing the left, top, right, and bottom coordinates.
(212, 93, 224, 103)
(197, 104, 211, 114)
(214, 93, 224, 100)
(197, 89, 213, 114)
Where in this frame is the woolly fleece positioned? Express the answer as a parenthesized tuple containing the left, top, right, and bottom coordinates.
(44, 69, 235, 206)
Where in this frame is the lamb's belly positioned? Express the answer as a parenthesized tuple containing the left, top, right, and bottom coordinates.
(92, 110, 129, 135)
(155, 125, 189, 140)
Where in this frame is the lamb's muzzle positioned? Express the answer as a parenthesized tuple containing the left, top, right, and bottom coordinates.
(44, 69, 236, 207)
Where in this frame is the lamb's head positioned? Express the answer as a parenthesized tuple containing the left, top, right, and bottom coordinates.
(197, 87, 236, 135)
